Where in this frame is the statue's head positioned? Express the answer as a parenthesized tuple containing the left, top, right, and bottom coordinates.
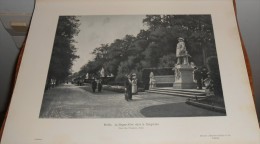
(132, 73, 137, 79)
(178, 37, 184, 42)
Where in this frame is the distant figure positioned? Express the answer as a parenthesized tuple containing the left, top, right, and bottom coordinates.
(131, 73, 138, 94)
(97, 79, 102, 92)
(201, 66, 208, 85)
(124, 74, 132, 101)
(149, 72, 156, 89)
(91, 79, 97, 93)
(86, 73, 89, 79)
(193, 67, 203, 90)
(204, 72, 214, 96)
(51, 78, 56, 88)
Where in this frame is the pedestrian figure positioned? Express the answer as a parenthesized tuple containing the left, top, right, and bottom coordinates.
(193, 67, 203, 90)
(51, 78, 56, 88)
(97, 79, 102, 92)
(124, 74, 132, 101)
(91, 79, 97, 93)
(204, 72, 214, 96)
(149, 72, 156, 89)
(131, 73, 138, 94)
(201, 66, 208, 86)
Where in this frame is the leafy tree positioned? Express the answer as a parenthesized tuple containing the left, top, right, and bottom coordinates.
(158, 54, 176, 68)
(143, 15, 217, 66)
(47, 16, 80, 83)
(206, 56, 223, 97)
(143, 15, 164, 30)
(76, 15, 219, 85)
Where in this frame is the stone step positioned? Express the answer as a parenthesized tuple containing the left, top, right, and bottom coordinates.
(147, 90, 206, 98)
(147, 88, 206, 98)
(149, 88, 205, 95)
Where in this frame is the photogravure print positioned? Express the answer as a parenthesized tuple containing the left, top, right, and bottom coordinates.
(39, 15, 226, 118)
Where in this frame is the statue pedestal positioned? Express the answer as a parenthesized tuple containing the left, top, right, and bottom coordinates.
(173, 64, 196, 89)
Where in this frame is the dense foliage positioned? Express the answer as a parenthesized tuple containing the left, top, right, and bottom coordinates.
(47, 16, 80, 83)
(77, 15, 217, 84)
(206, 56, 223, 97)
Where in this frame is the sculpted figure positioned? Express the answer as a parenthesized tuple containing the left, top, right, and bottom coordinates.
(176, 37, 188, 65)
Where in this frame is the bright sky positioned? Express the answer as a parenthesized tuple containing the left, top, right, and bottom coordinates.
(72, 15, 147, 72)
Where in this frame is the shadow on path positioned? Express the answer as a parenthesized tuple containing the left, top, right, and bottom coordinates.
(140, 102, 226, 117)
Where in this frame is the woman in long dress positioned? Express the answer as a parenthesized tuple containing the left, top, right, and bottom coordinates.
(149, 72, 156, 89)
(131, 73, 138, 94)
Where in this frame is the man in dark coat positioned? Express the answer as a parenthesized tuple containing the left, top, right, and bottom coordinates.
(194, 67, 203, 90)
(201, 66, 208, 86)
(124, 74, 132, 101)
(91, 79, 97, 93)
(97, 79, 102, 92)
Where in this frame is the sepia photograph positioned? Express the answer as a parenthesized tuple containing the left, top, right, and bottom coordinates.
(39, 15, 226, 118)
